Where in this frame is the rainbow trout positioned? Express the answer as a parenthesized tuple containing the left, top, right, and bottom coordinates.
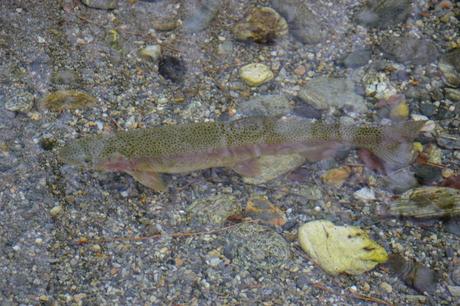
(59, 116, 425, 191)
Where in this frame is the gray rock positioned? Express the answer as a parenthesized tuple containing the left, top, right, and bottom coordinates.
(271, 0, 327, 44)
(343, 49, 372, 68)
(224, 223, 290, 270)
(437, 133, 460, 150)
(242, 154, 306, 185)
(183, 0, 222, 33)
(445, 88, 460, 102)
(380, 34, 439, 65)
(385, 168, 418, 194)
(238, 94, 292, 117)
(355, 0, 411, 29)
(440, 49, 460, 87)
(5, 91, 34, 112)
(187, 194, 241, 225)
(298, 77, 367, 112)
(81, 0, 118, 10)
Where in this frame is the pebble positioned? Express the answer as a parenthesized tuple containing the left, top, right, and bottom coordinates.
(238, 94, 292, 117)
(239, 63, 274, 87)
(445, 88, 460, 102)
(362, 71, 397, 100)
(439, 49, 460, 87)
(5, 91, 34, 112)
(158, 56, 187, 83)
(187, 194, 241, 225)
(355, 0, 411, 29)
(321, 166, 352, 187)
(343, 49, 372, 68)
(81, 0, 117, 10)
(380, 282, 393, 293)
(380, 34, 439, 65)
(353, 187, 376, 201)
(233, 7, 288, 44)
(139, 45, 161, 61)
(271, 0, 327, 44)
(183, 0, 222, 33)
(298, 77, 367, 112)
(390, 101, 409, 119)
(50, 205, 63, 217)
(437, 132, 460, 150)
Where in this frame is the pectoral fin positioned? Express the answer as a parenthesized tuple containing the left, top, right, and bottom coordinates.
(230, 158, 262, 177)
(126, 169, 167, 192)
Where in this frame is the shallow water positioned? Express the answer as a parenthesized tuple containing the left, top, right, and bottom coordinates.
(1, 0, 459, 304)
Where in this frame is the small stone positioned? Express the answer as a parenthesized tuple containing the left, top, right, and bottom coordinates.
(39, 295, 49, 302)
(437, 132, 460, 150)
(389, 187, 460, 219)
(355, 0, 411, 29)
(239, 63, 274, 86)
(380, 34, 439, 65)
(271, 0, 327, 44)
(187, 194, 241, 225)
(40, 90, 96, 112)
(294, 65, 306, 76)
(380, 282, 393, 293)
(243, 153, 306, 185)
(439, 49, 460, 87)
(158, 56, 187, 83)
(353, 187, 376, 201)
(233, 7, 288, 44)
(298, 77, 367, 112)
(5, 91, 34, 112)
(81, 0, 118, 10)
(343, 49, 372, 68)
(445, 88, 460, 102)
(238, 94, 292, 117)
(91, 244, 102, 252)
(362, 71, 397, 100)
(390, 101, 409, 119)
(321, 166, 352, 187)
(183, 0, 222, 33)
(139, 45, 161, 61)
(50, 205, 63, 217)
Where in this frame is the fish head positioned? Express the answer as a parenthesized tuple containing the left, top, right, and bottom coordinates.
(58, 135, 107, 169)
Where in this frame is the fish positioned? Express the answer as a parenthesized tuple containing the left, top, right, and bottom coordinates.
(58, 116, 425, 192)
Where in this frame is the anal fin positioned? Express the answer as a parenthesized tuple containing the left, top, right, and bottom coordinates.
(126, 169, 167, 192)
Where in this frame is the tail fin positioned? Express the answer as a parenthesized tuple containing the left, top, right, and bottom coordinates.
(368, 121, 426, 173)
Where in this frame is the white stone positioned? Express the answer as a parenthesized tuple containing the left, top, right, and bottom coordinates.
(353, 187, 376, 201)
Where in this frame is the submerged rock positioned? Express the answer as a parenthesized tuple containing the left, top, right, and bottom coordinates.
(271, 0, 327, 44)
(239, 63, 274, 87)
(158, 56, 187, 83)
(298, 220, 388, 275)
(298, 77, 367, 112)
(242, 154, 306, 185)
(238, 94, 292, 117)
(139, 45, 161, 62)
(355, 0, 412, 29)
(439, 49, 460, 87)
(233, 7, 288, 44)
(244, 196, 286, 227)
(437, 132, 460, 150)
(224, 223, 290, 270)
(5, 91, 34, 113)
(362, 71, 397, 100)
(81, 0, 118, 10)
(386, 254, 437, 294)
(388, 187, 460, 218)
(343, 49, 372, 68)
(187, 194, 241, 225)
(40, 90, 96, 111)
(380, 34, 439, 65)
(183, 0, 222, 33)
